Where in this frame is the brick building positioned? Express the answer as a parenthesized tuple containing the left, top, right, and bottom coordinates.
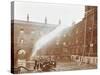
(37, 6, 97, 64)
(11, 6, 97, 70)
(65, 6, 97, 64)
(11, 18, 57, 68)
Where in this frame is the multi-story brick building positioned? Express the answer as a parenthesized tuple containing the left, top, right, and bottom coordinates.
(66, 6, 97, 64)
(11, 17, 57, 68)
(38, 6, 97, 64)
(11, 6, 97, 71)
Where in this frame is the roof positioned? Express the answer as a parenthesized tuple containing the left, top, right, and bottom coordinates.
(12, 19, 58, 28)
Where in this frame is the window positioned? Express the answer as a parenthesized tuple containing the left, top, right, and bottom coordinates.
(64, 34, 66, 37)
(56, 41, 59, 46)
(90, 43, 93, 47)
(20, 29, 24, 34)
(31, 31, 35, 34)
(76, 29, 79, 34)
(63, 42, 66, 46)
(20, 39, 24, 44)
(76, 40, 78, 44)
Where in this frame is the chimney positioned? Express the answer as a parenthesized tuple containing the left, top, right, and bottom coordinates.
(27, 13, 29, 22)
(59, 18, 61, 25)
(45, 16, 47, 24)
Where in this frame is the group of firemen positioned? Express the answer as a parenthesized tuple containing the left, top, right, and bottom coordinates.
(33, 56, 56, 72)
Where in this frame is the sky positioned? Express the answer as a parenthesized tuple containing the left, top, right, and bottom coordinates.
(14, 1, 85, 27)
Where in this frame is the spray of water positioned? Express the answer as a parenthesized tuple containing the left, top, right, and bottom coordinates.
(32, 25, 68, 57)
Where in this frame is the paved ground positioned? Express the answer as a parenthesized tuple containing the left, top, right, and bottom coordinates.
(54, 62, 97, 71)
(18, 61, 97, 73)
